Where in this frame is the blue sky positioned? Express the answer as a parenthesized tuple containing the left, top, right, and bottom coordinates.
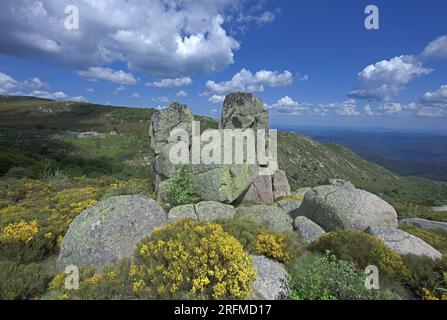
(1, 0, 447, 131)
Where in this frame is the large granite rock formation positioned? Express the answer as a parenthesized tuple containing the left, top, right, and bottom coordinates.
(399, 218, 447, 233)
(150, 92, 289, 205)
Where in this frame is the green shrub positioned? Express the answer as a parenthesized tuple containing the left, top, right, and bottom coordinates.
(400, 224, 447, 254)
(48, 259, 135, 300)
(215, 218, 265, 252)
(288, 253, 392, 300)
(165, 165, 200, 207)
(402, 254, 446, 299)
(2, 167, 34, 179)
(130, 220, 256, 300)
(216, 218, 304, 267)
(0, 261, 51, 300)
(103, 179, 153, 198)
(311, 231, 409, 280)
(421, 212, 447, 223)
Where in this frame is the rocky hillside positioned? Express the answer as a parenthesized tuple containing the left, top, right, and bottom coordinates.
(1, 95, 446, 214)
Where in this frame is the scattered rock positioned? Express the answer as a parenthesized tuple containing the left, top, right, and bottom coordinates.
(236, 204, 293, 232)
(295, 187, 311, 198)
(195, 201, 235, 221)
(57, 195, 167, 268)
(250, 255, 288, 300)
(399, 218, 447, 234)
(296, 184, 398, 231)
(327, 178, 355, 188)
(429, 205, 447, 212)
(293, 216, 325, 244)
(168, 204, 196, 222)
(365, 227, 442, 260)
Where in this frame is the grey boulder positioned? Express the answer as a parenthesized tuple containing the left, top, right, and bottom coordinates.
(57, 195, 167, 268)
(293, 216, 325, 244)
(250, 255, 288, 300)
(400, 218, 447, 233)
(168, 201, 235, 222)
(235, 204, 293, 232)
(366, 227, 442, 260)
(296, 184, 398, 231)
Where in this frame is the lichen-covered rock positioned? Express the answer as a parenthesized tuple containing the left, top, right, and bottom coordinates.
(293, 216, 325, 244)
(295, 184, 398, 231)
(399, 218, 447, 233)
(219, 92, 268, 130)
(327, 178, 355, 188)
(272, 170, 291, 199)
(196, 164, 258, 203)
(57, 195, 167, 268)
(195, 201, 235, 221)
(276, 199, 302, 217)
(168, 201, 235, 222)
(250, 255, 288, 300)
(365, 227, 442, 260)
(236, 204, 293, 232)
(149, 102, 193, 154)
(168, 204, 197, 222)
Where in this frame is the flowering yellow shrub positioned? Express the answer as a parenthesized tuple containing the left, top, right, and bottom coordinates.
(0, 220, 39, 242)
(0, 178, 103, 263)
(422, 288, 447, 300)
(313, 231, 410, 280)
(255, 232, 291, 263)
(130, 220, 256, 299)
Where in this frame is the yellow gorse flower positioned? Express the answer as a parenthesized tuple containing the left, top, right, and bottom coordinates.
(0, 220, 39, 242)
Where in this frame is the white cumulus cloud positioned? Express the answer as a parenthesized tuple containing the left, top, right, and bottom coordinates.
(0, 0, 242, 78)
(78, 67, 137, 85)
(422, 35, 447, 60)
(206, 68, 293, 95)
(146, 77, 192, 88)
(349, 55, 431, 101)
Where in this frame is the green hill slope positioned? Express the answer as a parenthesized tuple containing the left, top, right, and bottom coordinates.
(1, 95, 446, 217)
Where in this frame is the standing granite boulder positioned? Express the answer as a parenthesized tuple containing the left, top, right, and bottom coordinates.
(273, 170, 291, 199)
(242, 175, 275, 204)
(196, 164, 258, 203)
(366, 227, 442, 260)
(293, 216, 325, 244)
(250, 255, 288, 300)
(241, 170, 292, 205)
(149, 102, 193, 154)
(219, 92, 269, 130)
(57, 195, 167, 269)
(399, 218, 447, 233)
(235, 204, 294, 232)
(295, 183, 398, 231)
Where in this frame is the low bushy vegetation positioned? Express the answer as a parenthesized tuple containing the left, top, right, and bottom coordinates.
(401, 254, 447, 300)
(288, 253, 392, 300)
(130, 220, 256, 299)
(165, 165, 200, 207)
(311, 231, 409, 280)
